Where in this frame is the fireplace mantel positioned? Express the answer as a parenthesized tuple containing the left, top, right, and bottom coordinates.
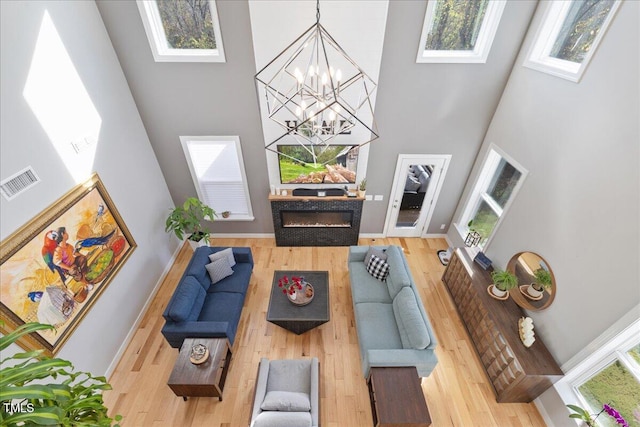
(269, 193, 363, 246)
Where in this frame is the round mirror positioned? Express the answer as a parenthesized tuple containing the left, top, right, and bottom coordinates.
(507, 252, 556, 311)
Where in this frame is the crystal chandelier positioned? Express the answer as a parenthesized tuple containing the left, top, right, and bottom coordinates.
(255, 0, 378, 161)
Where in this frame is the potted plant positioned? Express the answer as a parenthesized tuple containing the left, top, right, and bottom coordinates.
(221, 211, 231, 219)
(489, 269, 518, 299)
(0, 322, 121, 426)
(525, 268, 552, 299)
(165, 197, 216, 250)
(357, 178, 367, 198)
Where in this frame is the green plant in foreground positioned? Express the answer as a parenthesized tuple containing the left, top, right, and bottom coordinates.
(490, 269, 518, 292)
(165, 197, 216, 242)
(358, 179, 367, 191)
(0, 322, 121, 426)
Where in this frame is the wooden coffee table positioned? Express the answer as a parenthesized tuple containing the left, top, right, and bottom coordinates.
(267, 270, 330, 334)
(167, 337, 232, 401)
(367, 367, 431, 427)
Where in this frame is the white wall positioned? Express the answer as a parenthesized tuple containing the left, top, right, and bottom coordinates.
(448, 0, 639, 422)
(0, 1, 179, 375)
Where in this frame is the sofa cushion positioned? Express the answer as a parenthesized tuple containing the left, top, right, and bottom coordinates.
(354, 303, 402, 350)
(364, 246, 387, 266)
(267, 359, 312, 393)
(209, 247, 236, 268)
(393, 287, 431, 350)
(261, 391, 311, 412)
(349, 262, 392, 304)
(205, 257, 234, 284)
(366, 255, 390, 281)
(253, 411, 312, 427)
(208, 262, 252, 295)
(405, 174, 421, 192)
(385, 246, 411, 299)
(198, 291, 244, 330)
(166, 277, 206, 322)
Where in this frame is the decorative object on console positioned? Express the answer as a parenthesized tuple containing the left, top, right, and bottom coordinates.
(464, 230, 481, 247)
(221, 211, 231, 218)
(437, 248, 452, 266)
(473, 251, 492, 270)
(165, 197, 216, 250)
(508, 252, 556, 311)
(189, 343, 210, 365)
(488, 269, 518, 300)
(255, 0, 379, 166)
(518, 317, 535, 348)
(0, 173, 136, 356)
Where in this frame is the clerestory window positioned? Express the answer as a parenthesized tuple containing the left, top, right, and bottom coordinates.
(416, 0, 506, 63)
(523, 0, 621, 82)
(137, 0, 225, 62)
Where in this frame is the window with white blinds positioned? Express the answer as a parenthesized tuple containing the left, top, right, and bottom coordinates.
(181, 136, 254, 221)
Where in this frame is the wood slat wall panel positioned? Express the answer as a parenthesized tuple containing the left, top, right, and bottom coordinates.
(104, 238, 547, 426)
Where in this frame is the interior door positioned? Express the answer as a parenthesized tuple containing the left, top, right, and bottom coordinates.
(385, 155, 450, 237)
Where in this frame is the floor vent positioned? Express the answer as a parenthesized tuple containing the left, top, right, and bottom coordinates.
(1, 167, 41, 201)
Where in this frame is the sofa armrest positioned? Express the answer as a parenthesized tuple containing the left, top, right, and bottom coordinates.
(232, 247, 254, 267)
(366, 349, 438, 377)
(251, 358, 270, 423)
(161, 321, 233, 347)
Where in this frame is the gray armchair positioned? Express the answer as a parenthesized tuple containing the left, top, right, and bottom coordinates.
(250, 358, 319, 427)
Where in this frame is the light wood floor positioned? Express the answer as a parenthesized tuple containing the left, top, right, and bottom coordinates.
(104, 238, 547, 426)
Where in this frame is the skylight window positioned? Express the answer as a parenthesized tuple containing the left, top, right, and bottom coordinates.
(523, 0, 621, 82)
(137, 0, 225, 62)
(416, 0, 506, 63)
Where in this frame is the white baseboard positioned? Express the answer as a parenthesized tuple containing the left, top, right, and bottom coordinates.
(105, 243, 182, 378)
(359, 233, 386, 239)
(423, 233, 448, 239)
(534, 397, 555, 427)
(210, 233, 274, 238)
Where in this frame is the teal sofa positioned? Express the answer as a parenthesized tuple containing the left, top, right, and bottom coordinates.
(348, 245, 438, 378)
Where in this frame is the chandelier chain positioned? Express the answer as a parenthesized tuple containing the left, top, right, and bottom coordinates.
(316, 0, 320, 24)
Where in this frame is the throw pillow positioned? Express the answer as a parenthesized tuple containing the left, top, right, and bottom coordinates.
(205, 257, 233, 285)
(253, 411, 312, 427)
(260, 391, 311, 412)
(209, 247, 236, 268)
(366, 254, 390, 281)
(364, 246, 387, 266)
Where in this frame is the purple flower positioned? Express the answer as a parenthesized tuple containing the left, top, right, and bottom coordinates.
(603, 404, 629, 427)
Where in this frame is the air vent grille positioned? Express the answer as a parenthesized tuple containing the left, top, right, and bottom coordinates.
(1, 167, 41, 201)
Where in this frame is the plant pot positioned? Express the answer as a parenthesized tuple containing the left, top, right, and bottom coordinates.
(187, 238, 207, 251)
(488, 284, 509, 300)
(525, 283, 544, 299)
(357, 190, 365, 198)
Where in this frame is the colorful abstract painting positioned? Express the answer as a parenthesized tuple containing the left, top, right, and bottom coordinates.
(0, 173, 136, 355)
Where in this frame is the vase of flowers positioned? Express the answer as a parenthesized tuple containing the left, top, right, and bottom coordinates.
(278, 275, 303, 301)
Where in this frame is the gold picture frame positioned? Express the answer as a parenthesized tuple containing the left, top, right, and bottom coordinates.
(0, 173, 136, 356)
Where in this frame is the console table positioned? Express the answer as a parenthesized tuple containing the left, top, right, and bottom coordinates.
(441, 249, 563, 403)
(367, 367, 431, 427)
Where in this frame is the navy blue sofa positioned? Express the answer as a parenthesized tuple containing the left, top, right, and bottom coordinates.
(161, 246, 253, 349)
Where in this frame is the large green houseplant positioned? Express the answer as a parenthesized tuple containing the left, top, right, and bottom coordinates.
(489, 269, 518, 299)
(0, 322, 120, 426)
(165, 197, 216, 247)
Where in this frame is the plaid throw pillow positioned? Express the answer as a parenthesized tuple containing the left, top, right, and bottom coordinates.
(366, 254, 390, 281)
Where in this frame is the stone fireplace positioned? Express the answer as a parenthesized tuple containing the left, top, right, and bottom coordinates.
(270, 195, 363, 246)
